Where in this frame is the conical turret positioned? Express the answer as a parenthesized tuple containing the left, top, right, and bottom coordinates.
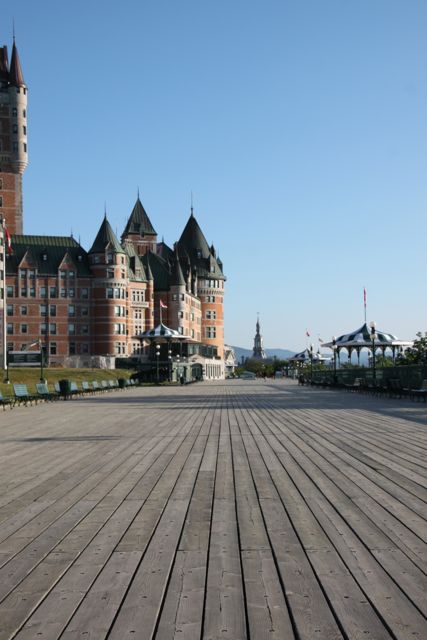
(122, 196, 158, 255)
(9, 40, 25, 87)
(89, 215, 124, 254)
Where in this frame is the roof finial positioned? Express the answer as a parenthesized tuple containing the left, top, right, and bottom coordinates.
(104, 201, 107, 219)
(70, 227, 73, 238)
(137, 185, 140, 200)
(12, 18, 15, 43)
(190, 191, 194, 217)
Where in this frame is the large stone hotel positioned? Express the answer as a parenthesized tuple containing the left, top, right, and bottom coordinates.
(0, 38, 226, 379)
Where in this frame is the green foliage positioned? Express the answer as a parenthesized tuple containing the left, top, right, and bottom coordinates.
(397, 332, 427, 365)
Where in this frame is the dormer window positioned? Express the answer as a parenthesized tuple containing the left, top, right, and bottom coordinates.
(107, 253, 113, 264)
(197, 250, 202, 259)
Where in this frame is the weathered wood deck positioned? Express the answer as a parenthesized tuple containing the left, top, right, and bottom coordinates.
(0, 379, 425, 639)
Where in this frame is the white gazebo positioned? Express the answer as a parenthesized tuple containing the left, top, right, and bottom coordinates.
(321, 322, 413, 365)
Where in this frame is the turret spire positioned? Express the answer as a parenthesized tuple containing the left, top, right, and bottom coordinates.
(9, 38, 25, 87)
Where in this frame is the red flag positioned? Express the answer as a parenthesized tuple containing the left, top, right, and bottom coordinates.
(2, 221, 12, 255)
(160, 300, 168, 309)
(364, 287, 367, 307)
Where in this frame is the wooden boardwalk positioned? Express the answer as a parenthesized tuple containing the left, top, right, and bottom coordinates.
(0, 379, 425, 639)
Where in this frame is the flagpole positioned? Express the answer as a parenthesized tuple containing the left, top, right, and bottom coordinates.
(363, 287, 367, 324)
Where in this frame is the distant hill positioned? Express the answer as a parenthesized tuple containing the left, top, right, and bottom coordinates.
(232, 346, 295, 364)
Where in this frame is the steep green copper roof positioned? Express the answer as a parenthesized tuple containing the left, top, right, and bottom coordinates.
(89, 216, 124, 254)
(178, 213, 225, 279)
(124, 244, 148, 282)
(171, 249, 186, 287)
(7, 235, 91, 276)
(122, 198, 157, 238)
(143, 251, 170, 291)
(178, 213, 211, 260)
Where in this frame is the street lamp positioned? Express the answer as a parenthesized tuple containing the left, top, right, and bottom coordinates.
(155, 343, 161, 383)
(176, 354, 180, 383)
(332, 336, 337, 385)
(168, 348, 172, 382)
(369, 321, 377, 384)
(40, 341, 45, 383)
(309, 343, 314, 384)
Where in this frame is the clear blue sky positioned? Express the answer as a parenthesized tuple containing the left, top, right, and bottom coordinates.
(6, 0, 427, 351)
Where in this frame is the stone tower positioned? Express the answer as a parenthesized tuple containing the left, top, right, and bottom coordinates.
(252, 315, 267, 359)
(0, 38, 28, 235)
(177, 209, 225, 358)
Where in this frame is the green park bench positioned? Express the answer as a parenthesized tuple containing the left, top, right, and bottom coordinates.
(0, 391, 14, 410)
(13, 384, 37, 406)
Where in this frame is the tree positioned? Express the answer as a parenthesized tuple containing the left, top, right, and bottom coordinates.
(398, 332, 427, 364)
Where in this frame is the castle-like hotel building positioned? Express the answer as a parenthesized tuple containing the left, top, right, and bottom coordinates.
(0, 38, 226, 378)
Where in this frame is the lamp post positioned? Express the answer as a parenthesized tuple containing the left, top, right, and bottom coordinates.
(40, 340, 45, 383)
(168, 349, 172, 382)
(4, 347, 10, 384)
(369, 321, 377, 384)
(332, 336, 337, 386)
(155, 343, 161, 383)
(309, 343, 314, 384)
(176, 354, 180, 383)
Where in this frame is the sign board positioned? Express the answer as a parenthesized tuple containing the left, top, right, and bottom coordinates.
(8, 351, 42, 367)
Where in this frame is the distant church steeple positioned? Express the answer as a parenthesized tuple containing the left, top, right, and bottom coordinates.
(252, 314, 267, 359)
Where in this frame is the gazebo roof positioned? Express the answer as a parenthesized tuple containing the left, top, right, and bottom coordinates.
(289, 348, 329, 363)
(322, 323, 413, 350)
(137, 323, 185, 341)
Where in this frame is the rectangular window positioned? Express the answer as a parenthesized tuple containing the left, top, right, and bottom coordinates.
(106, 268, 114, 278)
(50, 304, 56, 316)
(6, 304, 13, 316)
(69, 270, 75, 278)
(81, 288, 89, 299)
(68, 288, 75, 298)
(68, 305, 75, 317)
(6, 285, 13, 297)
(40, 304, 47, 316)
(29, 287, 35, 297)
(69, 342, 76, 355)
(81, 324, 89, 334)
(50, 342, 57, 355)
(50, 286, 57, 298)
(172, 294, 177, 301)
(81, 306, 88, 316)
(206, 310, 217, 320)
(49, 323, 57, 335)
(106, 288, 114, 299)
(40, 323, 47, 335)
(20, 288, 27, 297)
(40, 286, 47, 297)
(20, 324, 28, 334)
(68, 323, 75, 335)
(61, 288, 66, 298)
(7, 323, 13, 334)
(0, 196, 2, 207)
(28, 270, 35, 279)
(206, 327, 216, 339)
(21, 305, 27, 315)
(60, 270, 66, 279)
(19, 269, 26, 279)
(81, 343, 89, 354)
